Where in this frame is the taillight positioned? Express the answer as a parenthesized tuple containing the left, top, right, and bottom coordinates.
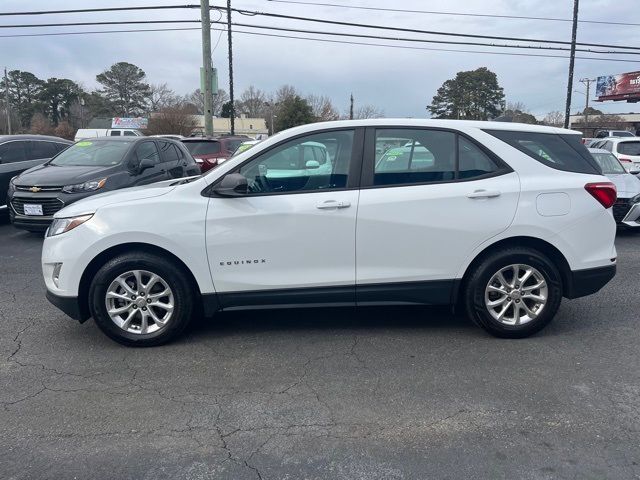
(585, 182, 617, 209)
(204, 157, 218, 165)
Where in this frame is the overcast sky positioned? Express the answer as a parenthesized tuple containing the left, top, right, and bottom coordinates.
(1, 0, 639, 119)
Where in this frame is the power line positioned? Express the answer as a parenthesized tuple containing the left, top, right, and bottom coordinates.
(0, 5, 201, 16)
(2, 6, 640, 53)
(0, 20, 201, 28)
(0, 24, 637, 64)
(265, 0, 640, 28)
(226, 20, 640, 56)
(1, 17, 640, 57)
(227, 5, 640, 52)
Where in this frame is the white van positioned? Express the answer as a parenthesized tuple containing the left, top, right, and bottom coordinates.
(74, 129, 144, 141)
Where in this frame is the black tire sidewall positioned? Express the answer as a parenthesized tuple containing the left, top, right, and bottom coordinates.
(89, 253, 194, 347)
(466, 249, 562, 338)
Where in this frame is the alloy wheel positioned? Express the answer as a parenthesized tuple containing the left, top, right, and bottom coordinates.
(105, 270, 175, 334)
(484, 264, 548, 325)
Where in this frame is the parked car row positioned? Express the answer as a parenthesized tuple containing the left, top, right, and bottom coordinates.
(1, 131, 269, 233)
(3, 135, 201, 232)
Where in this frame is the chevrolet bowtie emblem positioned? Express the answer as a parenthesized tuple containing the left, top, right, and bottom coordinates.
(29, 186, 41, 193)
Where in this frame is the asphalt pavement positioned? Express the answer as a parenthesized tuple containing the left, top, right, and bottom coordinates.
(1, 219, 639, 480)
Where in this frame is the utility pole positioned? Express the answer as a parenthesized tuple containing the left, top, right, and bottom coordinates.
(227, 0, 235, 135)
(4, 68, 11, 135)
(580, 77, 595, 135)
(200, 0, 214, 136)
(563, 0, 579, 129)
(349, 93, 354, 120)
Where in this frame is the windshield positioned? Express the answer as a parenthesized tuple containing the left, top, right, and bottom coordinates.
(617, 141, 640, 156)
(183, 140, 221, 155)
(591, 152, 626, 174)
(50, 140, 132, 167)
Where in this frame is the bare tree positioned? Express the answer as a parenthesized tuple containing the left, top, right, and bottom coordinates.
(275, 85, 298, 104)
(542, 110, 565, 127)
(185, 88, 229, 117)
(307, 94, 340, 122)
(145, 104, 199, 136)
(237, 85, 267, 117)
(149, 83, 178, 112)
(354, 104, 384, 119)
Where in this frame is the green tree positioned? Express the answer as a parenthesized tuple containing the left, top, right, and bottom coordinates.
(7, 70, 44, 128)
(96, 62, 151, 116)
(40, 78, 82, 125)
(221, 100, 234, 118)
(428, 67, 505, 120)
(274, 95, 314, 132)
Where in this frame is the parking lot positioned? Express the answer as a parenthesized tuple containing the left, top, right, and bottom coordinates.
(1, 218, 639, 479)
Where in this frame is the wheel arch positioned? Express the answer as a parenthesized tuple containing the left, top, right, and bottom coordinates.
(455, 236, 571, 305)
(78, 242, 205, 321)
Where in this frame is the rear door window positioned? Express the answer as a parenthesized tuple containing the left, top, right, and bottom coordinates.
(109, 131, 121, 136)
(158, 141, 180, 163)
(0, 141, 27, 163)
(29, 141, 58, 160)
(485, 130, 600, 174)
(617, 141, 640, 156)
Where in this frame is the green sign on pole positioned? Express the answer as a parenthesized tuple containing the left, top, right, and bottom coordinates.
(200, 67, 219, 95)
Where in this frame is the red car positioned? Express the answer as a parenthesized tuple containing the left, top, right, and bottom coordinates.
(182, 136, 250, 172)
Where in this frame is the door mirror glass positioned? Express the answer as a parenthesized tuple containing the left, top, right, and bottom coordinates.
(305, 160, 320, 169)
(214, 173, 249, 196)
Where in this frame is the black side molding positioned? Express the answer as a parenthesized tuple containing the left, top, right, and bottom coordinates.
(564, 264, 616, 299)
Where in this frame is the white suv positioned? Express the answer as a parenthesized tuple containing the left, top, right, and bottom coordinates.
(42, 120, 618, 346)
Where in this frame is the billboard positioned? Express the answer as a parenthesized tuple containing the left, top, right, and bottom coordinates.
(111, 117, 148, 129)
(596, 71, 640, 102)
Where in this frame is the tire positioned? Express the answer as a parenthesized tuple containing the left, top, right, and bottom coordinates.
(464, 247, 562, 338)
(88, 251, 195, 347)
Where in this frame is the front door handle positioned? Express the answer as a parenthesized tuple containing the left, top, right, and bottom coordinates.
(316, 200, 351, 209)
(467, 189, 501, 199)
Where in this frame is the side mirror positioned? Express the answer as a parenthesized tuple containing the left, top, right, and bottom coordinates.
(305, 160, 320, 169)
(137, 158, 155, 174)
(213, 173, 249, 196)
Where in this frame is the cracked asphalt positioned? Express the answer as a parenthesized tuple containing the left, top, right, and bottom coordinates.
(1, 219, 639, 480)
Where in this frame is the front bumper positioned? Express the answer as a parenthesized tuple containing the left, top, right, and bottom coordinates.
(564, 264, 616, 299)
(46, 290, 90, 322)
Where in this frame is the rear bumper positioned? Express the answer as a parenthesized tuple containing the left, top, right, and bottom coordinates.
(564, 264, 616, 299)
(46, 290, 90, 322)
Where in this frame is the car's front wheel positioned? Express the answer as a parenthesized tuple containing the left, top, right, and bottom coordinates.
(89, 252, 195, 346)
(464, 247, 563, 338)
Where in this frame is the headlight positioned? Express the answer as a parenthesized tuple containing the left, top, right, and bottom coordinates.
(9, 176, 17, 185)
(47, 214, 93, 237)
(62, 178, 107, 194)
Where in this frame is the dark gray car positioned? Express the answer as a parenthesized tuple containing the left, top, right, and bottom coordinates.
(7, 137, 201, 232)
(0, 135, 72, 214)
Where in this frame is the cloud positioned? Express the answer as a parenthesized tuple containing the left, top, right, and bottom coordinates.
(1, 0, 638, 117)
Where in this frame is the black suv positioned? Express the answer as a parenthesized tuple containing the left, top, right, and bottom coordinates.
(0, 135, 72, 215)
(8, 137, 201, 232)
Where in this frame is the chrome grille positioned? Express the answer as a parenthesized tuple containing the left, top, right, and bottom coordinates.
(11, 197, 64, 216)
(15, 185, 63, 192)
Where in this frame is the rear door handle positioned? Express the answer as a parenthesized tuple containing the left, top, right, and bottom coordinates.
(316, 200, 351, 209)
(467, 189, 501, 199)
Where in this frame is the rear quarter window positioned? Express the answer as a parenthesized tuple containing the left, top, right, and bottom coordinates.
(484, 130, 600, 174)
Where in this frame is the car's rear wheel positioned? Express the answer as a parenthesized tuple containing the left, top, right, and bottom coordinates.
(89, 252, 195, 346)
(464, 247, 562, 338)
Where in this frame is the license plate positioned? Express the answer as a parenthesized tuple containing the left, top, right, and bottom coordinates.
(23, 204, 43, 216)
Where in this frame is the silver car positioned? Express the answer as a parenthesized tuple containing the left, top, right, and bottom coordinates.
(589, 148, 640, 227)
